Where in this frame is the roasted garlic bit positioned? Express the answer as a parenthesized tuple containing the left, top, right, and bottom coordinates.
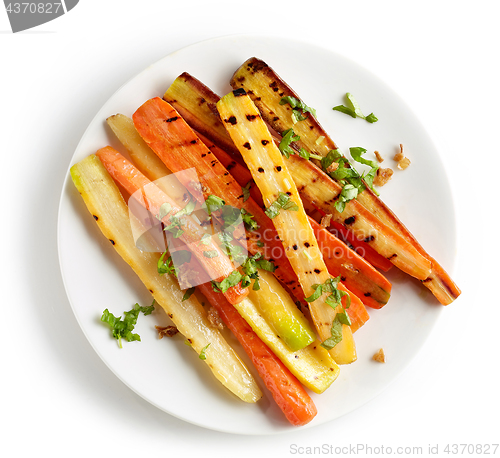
(320, 213, 333, 228)
(207, 306, 224, 330)
(341, 263, 359, 274)
(372, 348, 386, 363)
(374, 150, 384, 163)
(394, 144, 405, 162)
(394, 144, 411, 170)
(326, 162, 339, 173)
(156, 325, 179, 339)
(373, 167, 394, 187)
(397, 157, 411, 170)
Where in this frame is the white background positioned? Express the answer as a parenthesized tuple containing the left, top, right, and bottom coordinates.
(2, 1, 499, 457)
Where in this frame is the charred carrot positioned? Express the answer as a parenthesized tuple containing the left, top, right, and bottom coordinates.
(132, 98, 369, 333)
(309, 217, 392, 309)
(329, 221, 393, 272)
(197, 282, 317, 426)
(217, 90, 357, 365)
(70, 154, 261, 402)
(133, 99, 301, 294)
(162, 74, 431, 281)
(95, 146, 248, 305)
(164, 72, 243, 160)
(231, 58, 459, 304)
(196, 130, 265, 208)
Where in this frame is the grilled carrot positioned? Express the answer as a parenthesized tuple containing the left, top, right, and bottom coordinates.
(70, 154, 261, 402)
(197, 282, 317, 426)
(217, 89, 357, 365)
(309, 217, 391, 309)
(195, 130, 265, 208)
(231, 57, 459, 304)
(329, 221, 393, 272)
(132, 99, 369, 336)
(95, 146, 248, 305)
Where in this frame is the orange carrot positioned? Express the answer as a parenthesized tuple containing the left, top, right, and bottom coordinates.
(132, 99, 298, 291)
(197, 282, 317, 426)
(309, 217, 392, 309)
(195, 131, 265, 208)
(95, 146, 248, 305)
(132, 99, 368, 330)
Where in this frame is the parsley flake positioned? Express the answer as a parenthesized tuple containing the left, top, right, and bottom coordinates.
(280, 96, 317, 123)
(278, 128, 322, 161)
(182, 286, 196, 302)
(199, 343, 211, 360)
(101, 301, 155, 348)
(332, 93, 378, 123)
(303, 276, 352, 349)
(265, 192, 299, 219)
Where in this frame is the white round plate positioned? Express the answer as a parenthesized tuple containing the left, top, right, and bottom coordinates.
(58, 35, 457, 435)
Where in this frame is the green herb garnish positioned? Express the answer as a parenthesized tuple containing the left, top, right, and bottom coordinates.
(204, 195, 226, 215)
(240, 253, 277, 292)
(279, 128, 300, 159)
(157, 250, 192, 276)
(278, 128, 322, 161)
(303, 277, 351, 350)
(335, 184, 358, 213)
(240, 208, 259, 231)
(321, 147, 379, 211)
(174, 198, 196, 218)
(200, 233, 212, 245)
(199, 343, 210, 360)
(163, 216, 184, 238)
(349, 147, 379, 193)
(203, 250, 219, 258)
(265, 192, 299, 219)
(157, 202, 172, 221)
(332, 93, 378, 123)
(182, 287, 196, 302)
(321, 319, 344, 350)
(101, 301, 155, 348)
(211, 270, 244, 293)
(280, 96, 317, 123)
(242, 181, 252, 202)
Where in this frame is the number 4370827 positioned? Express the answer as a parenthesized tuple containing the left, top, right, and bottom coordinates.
(5, 3, 63, 14)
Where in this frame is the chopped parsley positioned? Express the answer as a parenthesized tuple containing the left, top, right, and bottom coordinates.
(280, 96, 317, 123)
(156, 202, 172, 221)
(303, 277, 351, 350)
(241, 181, 252, 202)
(211, 270, 244, 293)
(278, 128, 323, 161)
(321, 147, 380, 212)
(349, 147, 379, 194)
(199, 343, 211, 360)
(335, 184, 358, 213)
(265, 192, 299, 219)
(204, 194, 226, 216)
(240, 252, 277, 290)
(182, 286, 196, 302)
(200, 233, 212, 245)
(163, 216, 184, 238)
(332, 93, 378, 123)
(101, 301, 155, 348)
(174, 198, 196, 218)
(157, 249, 192, 276)
(203, 250, 219, 258)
